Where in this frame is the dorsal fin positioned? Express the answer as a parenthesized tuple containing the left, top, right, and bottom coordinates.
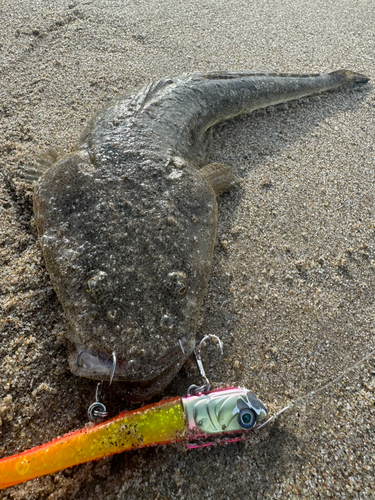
(135, 78, 177, 113)
(196, 71, 321, 80)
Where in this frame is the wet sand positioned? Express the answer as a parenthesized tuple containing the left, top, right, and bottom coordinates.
(0, 1, 374, 498)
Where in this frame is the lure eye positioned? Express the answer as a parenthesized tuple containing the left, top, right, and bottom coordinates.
(238, 408, 256, 429)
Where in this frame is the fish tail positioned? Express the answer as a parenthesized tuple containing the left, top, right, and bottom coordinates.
(175, 69, 370, 141)
(329, 69, 370, 85)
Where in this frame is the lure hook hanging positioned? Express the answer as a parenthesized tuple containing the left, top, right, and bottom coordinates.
(87, 381, 109, 422)
(87, 351, 116, 422)
(187, 334, 223, 395)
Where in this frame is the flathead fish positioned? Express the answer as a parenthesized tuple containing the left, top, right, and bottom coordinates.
(32, 70, 369, 400)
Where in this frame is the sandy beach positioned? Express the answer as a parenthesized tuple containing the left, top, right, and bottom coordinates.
(0, 0, 374, 498)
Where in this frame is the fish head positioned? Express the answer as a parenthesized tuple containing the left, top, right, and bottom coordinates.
(34, 150, 218, 399)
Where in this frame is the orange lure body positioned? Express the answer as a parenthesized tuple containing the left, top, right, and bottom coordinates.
(0, 397, 186, 489)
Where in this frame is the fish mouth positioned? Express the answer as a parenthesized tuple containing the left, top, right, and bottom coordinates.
(68, 338, 195, 400)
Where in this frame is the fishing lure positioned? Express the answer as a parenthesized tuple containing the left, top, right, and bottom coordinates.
(2, 333, 373, 490)
(0, 387, 267, 489)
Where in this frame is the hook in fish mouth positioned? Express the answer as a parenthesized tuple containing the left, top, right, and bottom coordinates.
(70, 337, 195, 384)
(75, 346, 138, 380)
(76, 350, 117, 384)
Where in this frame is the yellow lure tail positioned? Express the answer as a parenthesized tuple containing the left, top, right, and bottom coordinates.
(0, 397, 186, 489)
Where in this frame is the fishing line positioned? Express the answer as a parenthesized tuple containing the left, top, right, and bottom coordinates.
(257, 340, 375, 430)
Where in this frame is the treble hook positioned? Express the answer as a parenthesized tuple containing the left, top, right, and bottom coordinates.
(187, 334, 223, 395)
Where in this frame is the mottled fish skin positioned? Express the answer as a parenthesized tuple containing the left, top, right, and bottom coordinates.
(33, 70, 369, 400)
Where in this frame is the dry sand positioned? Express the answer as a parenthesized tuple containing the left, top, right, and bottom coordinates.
(1, 0, 374, 498)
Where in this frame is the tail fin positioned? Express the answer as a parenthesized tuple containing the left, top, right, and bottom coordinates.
(330, 69, 370, 85)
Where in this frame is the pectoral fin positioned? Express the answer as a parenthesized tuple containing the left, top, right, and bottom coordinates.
(201, 162, 240, 196)
(24, 148, 62, 183)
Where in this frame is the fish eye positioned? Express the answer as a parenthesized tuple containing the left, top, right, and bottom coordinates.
(165, 271, 188, 299)
(238, 408, 256, 429)
(85, 271, 108, 303)
(86, 278, 95, 293)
